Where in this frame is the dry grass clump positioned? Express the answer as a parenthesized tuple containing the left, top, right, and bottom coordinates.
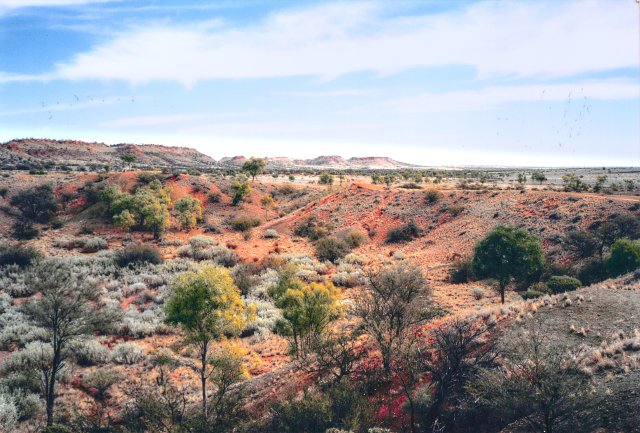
(580, 329, 640, 374)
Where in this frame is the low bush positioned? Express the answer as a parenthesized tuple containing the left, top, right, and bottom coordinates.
(111, 342, 145, 365)
(11, 221, 39, 240)
(81, 237, 108, 253)
(188, 235, 215, 249)
(424, 189, 442, 205)
(399, 183, 421, 189)
(229, 216, 261, 232)
(606, 238, 640, 277)
(341, 230, 366, 248)
(0, 394, 17, 431)
(442, 205, 465, 217)
(578, 258, 607, 285)
(72, 340, 111, 366)
(546, 275, 582, 293)
(564, 230, 597, 258)
(449, 259, 474, 283)
(471, 287, 485, 300)
(521, 290, 546, 300)
(115, 245, 163, 267)
(528, 281, 551, 295)
(0, 244, 41, 268)
(264, 229, 279, 239)
(316, 237, 350, 263)
(294, 216, 334, 240)
(385, 221, 420, 243)
(269, 382, 372, 433)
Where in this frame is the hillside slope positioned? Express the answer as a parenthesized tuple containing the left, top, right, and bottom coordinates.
(0, 138, 216, 168)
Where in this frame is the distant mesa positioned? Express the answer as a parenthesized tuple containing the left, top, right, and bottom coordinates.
(221, 154, 414, 169)
(0, 138, 414, 169)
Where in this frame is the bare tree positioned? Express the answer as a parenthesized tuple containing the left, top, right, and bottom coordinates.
(121, 354, 191, 433)
(467, 324, 599, 433)
(23, 259, 119, 426)
(353, 262, 436, 374)
(311, 326, 364, 383)
(420, 319, 498, 427)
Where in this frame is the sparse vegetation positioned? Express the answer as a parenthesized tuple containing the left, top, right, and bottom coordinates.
(385, 220, 420, 243)
(0, 165, 637, 432)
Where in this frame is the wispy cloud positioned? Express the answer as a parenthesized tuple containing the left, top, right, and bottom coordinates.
(1, 0, 103, 5)
(271, 89, 373, 97)
(383, 79, 640, 113)
(100, 111, 269, 128)
(0, 0, 112, 10)
(2, 1, 637, 86)
(0, 96, 123, 117)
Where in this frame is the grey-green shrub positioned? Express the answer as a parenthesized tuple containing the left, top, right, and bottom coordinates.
(0, 394, 17, 432)
(0, 387, 39, 421)
(81, 237, 108, 253)
(264, 229, 279, 239)
(111, 342, 144, 365)
(72, 340, 110, 366)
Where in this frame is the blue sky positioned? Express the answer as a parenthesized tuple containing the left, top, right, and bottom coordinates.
(0, 0, 638, 167)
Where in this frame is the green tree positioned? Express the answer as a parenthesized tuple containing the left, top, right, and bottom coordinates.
(472, 225, 545, 303)
(174, 195, 203, 230)
(112, 209, 135, 231)
(274, 281, 342, 358)
(23, 259, 118, 426)
(164, 265, 252, 422)
(319, 173, 334, 186)
(260, 194, 276, 219)
(606, 238, 640, 277)
(531, 171, 547, 184)
(120, 153, 137, 169)
(230, 181, 251, 206)
(468, 325, 598, 433)
(592, 175, 608, 193)
(133, 180, 172, 239)
(242, 157, 266, 181)
(562, 173, 588, 192)
(10, 184, 58, 223)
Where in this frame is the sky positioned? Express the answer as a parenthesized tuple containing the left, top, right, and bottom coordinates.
(0, 0, 638, 167)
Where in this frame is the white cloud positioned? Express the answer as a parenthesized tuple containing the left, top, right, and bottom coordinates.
(271, 89, 373, 97)
(100, 111, 265, 128)
(4, 1, 637, 86)
(384, 79, 640, 113)
(0, 0, 108, 6)
(0, 0, 111, 10)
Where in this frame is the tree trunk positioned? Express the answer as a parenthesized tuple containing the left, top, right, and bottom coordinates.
(500, 281, 506, 304)
(200, 343, 208, 422)
(46, 347, 61, 426)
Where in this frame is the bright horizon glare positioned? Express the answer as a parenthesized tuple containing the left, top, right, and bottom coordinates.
(0, 0, 639, 167)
